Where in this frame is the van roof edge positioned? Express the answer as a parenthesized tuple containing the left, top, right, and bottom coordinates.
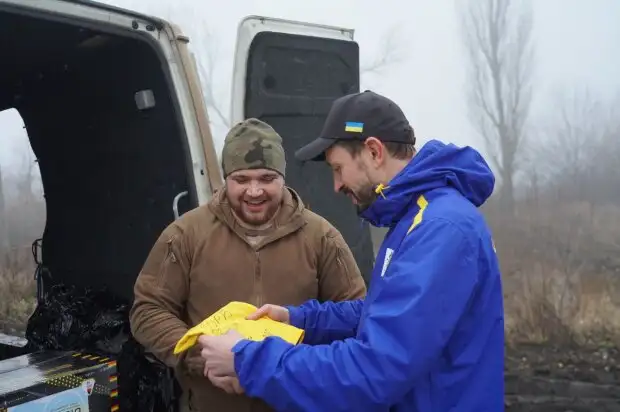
(57, 0, 168, 30)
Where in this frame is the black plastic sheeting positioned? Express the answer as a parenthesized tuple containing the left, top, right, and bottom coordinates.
(25, 284, 181, 412)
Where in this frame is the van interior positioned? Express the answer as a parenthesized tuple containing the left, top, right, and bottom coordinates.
(0, 5, 196, 309)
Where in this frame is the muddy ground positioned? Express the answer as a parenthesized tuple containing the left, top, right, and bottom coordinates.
(2, 334, 620, 410)
(505, 343, 620, 411)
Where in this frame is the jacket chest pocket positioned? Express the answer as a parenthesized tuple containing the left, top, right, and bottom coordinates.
(189, 244, 257, 310)
(258, 249, 318, 307)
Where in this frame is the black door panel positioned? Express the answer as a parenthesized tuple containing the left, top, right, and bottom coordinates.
(244, 31, 375, 283)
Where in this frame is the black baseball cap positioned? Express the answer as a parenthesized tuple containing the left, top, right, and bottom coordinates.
(294, 90, 415, 161)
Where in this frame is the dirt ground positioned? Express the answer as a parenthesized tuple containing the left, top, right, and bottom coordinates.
(4, 333, 620, 411)
(505, 343, 620, 411)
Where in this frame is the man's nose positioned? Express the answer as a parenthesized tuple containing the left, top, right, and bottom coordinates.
(333, 177, 344, 194)
(246, 183, 264, 197)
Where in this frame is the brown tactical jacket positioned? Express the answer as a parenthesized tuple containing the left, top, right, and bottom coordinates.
(129, 187, 367, 412)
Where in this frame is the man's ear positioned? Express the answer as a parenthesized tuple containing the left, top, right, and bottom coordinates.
(364, 137, 385, 165)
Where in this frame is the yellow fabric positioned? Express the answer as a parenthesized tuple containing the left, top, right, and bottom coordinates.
(174, 301, 305, 355)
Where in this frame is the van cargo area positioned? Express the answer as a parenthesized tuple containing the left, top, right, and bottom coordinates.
(0, 4, 194, 410)
(0, 6, 195, 301)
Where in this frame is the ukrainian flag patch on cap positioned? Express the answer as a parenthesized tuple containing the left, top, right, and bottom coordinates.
(345, 121, 364, 133)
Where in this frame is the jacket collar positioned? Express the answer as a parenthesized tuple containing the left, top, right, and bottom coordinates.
(208, 186, 306, 248)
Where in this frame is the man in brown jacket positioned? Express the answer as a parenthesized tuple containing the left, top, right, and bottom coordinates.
(129, 118, 367, 412)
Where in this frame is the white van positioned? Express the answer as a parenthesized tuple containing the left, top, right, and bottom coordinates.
(0, 0, 374, 409)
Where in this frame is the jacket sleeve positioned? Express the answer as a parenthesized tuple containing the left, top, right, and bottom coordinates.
(288, 223, 367, 345)
(317, 223, 367, 302)
(129, 223, 192, 369)
(233, 218, 479, 412)
(286, 298, 365, 345)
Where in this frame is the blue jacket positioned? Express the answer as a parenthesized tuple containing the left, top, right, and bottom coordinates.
(231, 139, 505, 412)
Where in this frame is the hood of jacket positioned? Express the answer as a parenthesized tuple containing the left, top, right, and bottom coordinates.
(208, 185, 306, 244)
(360, 139, 495, 227)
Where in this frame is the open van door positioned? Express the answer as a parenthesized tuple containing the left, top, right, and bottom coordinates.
(231, 16, 375, 283)
(0, 0, 224, 303)
(0, 1, 226, 409)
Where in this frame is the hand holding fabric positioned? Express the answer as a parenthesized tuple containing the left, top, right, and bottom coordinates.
(199, 329, 244, 378)
(174, 301, 303, 355)
(246, 304, 290, 324)
(206, 369, 245, 395)
(182, 345, 206, 376)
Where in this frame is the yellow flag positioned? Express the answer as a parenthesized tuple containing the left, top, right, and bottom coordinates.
(173, 301, 305, 355)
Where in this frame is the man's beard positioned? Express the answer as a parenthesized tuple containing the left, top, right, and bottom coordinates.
(342, 183, 378, 214)
(231, 195, 281, 226)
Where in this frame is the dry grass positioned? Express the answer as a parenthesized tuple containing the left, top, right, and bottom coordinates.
(490, 200, 620, 347)
(2, 194, 620, 348)
(0, 248, 37, 337)
(370, 199, 620, 348)
(504, 267, 620, 346)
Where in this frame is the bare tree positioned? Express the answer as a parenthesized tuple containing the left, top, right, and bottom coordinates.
(459, 0, 535, 211)
(360, 27, 406, 77)
(536, 91, 605, 190)
(196, 37, 230, 128)
(537, 90, 620, 205)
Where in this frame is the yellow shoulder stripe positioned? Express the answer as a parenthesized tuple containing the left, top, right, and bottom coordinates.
(407, 195, 429, 235)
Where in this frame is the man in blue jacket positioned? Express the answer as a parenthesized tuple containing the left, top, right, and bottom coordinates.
(198, 90, 505, 411)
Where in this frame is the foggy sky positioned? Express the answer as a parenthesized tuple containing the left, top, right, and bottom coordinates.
(1, 0, 619, 174)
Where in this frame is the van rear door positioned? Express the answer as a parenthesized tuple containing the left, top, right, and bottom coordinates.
(0, 0, 221, 301)
(231, 16, 375, 282)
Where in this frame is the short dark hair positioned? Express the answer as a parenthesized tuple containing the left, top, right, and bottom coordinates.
(335, 130, 416, 160)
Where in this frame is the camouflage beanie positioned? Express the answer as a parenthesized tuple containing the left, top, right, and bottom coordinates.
(221, 118, 286, 178)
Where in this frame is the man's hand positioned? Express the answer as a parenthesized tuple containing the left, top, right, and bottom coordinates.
(198, 330, 244, 378)
(183, 345, 206, 376)
(207, 370, 245, 395)
(247, 304, 290, 324)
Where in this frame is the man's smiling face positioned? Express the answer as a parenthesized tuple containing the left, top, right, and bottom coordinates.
(325, 143, 378, 214)
(225, 168, 284, 225)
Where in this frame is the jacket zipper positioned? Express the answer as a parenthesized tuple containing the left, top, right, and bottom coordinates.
(254, 250, 262, 307)
(156, 236, 176, 288)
